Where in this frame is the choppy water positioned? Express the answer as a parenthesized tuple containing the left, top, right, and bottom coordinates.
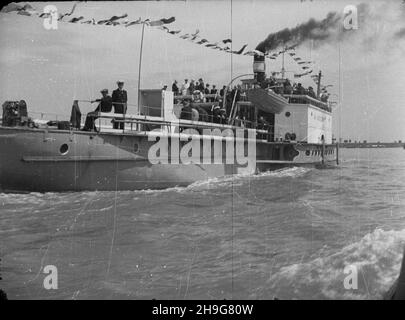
(1, 148, 404, 300)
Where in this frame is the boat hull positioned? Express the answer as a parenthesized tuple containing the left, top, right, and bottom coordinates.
(0, 127, 337, 192)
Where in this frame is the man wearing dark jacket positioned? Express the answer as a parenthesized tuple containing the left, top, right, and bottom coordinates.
(83, 89, 112, 131)
(112, 81, 127, 129)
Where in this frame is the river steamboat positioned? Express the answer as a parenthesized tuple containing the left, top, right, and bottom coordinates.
(0, 55, 338, 192)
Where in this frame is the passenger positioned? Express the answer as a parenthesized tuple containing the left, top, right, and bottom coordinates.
(219, 108, 228, 124)
(219, 85, 226, 97)
(212, 105, 222, 124)
(172, 80, 179, 95)
(162, 85, 168, 91)
(112, 81, 128, 130)
(197, 78, 205, 92)
(189, 80, 195, 94)
(181, 79, 190, 96)
(320, 91, 329, 102)
(197, 106, 209, 122)
(83, 89, 112, 131)
(294, 83, 306, 95)
(273, 81, 284, 94)
(211, 85, 218, 101)
(204, 84, 211, 101)
(284, 79, 293, 95)
(180, 100, 193, 120)
(192, 90, 204, 103)
(307, 86, 316, 99)
(268, 76, 276, 89)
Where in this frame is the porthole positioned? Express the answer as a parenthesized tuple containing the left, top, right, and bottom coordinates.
(305, 150, 310, 156)
(285, 111, 291, 117)
(60, 143, 69, 155)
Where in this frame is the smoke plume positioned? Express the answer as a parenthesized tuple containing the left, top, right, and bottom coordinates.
(255, 3, 405, 54)
(255, 11, 341, 52)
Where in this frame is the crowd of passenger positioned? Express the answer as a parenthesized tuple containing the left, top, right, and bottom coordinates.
(162, 76, 330, 129)
(80, 76, 330, 132)
(164, 78, 251, 128)
(260, 76, 330, 103)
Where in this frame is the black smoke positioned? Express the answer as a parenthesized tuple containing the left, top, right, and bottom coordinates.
(255, 11, 341, 53)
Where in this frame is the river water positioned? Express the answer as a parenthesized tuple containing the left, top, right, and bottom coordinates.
(1, 148, 404, 300)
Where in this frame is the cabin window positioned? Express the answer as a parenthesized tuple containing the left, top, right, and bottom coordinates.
(60, 144, 69, 155)
(285, 112, 291, 117)
(306, 150, 310, 156)
(134, 143, 139, 153)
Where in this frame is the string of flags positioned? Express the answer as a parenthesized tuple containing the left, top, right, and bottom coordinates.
(1, 2, 252, 56)
(2, 1, 323, 83)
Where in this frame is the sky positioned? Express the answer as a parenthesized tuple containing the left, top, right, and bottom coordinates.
(0, 0, 404, 142)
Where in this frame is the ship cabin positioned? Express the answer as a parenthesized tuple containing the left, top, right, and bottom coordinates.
(94, 79, 332, 146)
(1, 77, 333, 147)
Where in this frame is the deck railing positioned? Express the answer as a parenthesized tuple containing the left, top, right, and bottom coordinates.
(282, 94, 331, 112)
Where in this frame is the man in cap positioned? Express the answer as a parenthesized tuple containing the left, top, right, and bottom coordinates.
(307, 86, 316, 99)
(181, 79, 190, 96)
(204, 84, 211, 102)
(83, 89, 112, 131)
(211, 85, 218, 101)
(112, 81, 128, 129)
(172, 80, 179, 95)
(212, 105, 222, 124)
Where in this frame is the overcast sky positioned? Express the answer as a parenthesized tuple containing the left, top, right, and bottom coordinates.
(0, 0, 404, 142)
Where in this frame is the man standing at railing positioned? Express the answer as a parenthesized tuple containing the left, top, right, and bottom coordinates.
(307, 86, 317, 99)
(112, 81, 127, 129)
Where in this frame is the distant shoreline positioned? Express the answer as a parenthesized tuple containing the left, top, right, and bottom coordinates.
(339, 142, 405, 149)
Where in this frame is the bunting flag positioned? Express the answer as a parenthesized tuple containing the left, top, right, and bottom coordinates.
(285, 44, 298, 50)
(244, 49, 265, 56)
(160, 17, 176, 24)
(205, 42, 219, 48)
(289, 52, 296, 56)
(125, 18, 142, 27)
(109, 14, 128, 22)
(58, 2, 78, 21)
(243, 51, 256, 56)
(81, 19, 96, 25)
(294, 69, 313, 78)
(147, 16, 175, 26)
(231, 44, 247, 55)
(17, 10, 31, 16)
(1, 2, 270, 60)
(196, 39, 208, 44)
(69, 16, 84, 23)
(191, 30, 200, 39)
(294, 57, 302, 61)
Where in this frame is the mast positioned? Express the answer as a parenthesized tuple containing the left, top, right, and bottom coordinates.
(137, 21, 146, 115)
(281, 46, 286, 79)
(316, 70, 322, 98)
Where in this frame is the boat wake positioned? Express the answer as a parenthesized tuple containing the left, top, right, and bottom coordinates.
(261, 227, 405, 299)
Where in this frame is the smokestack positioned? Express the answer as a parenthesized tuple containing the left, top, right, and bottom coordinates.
(253, 53, 266, 86)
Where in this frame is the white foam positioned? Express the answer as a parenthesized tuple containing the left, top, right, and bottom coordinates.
(266, 227, 405, 299)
